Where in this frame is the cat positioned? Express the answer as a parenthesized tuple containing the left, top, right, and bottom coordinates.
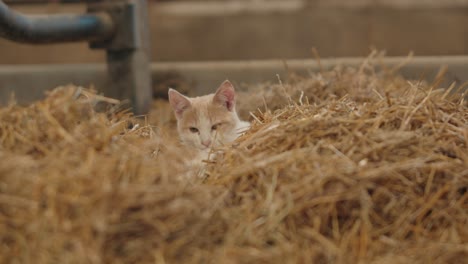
(168, 80, 250, 154)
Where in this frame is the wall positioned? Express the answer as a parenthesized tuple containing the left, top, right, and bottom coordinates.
(0, 0, 467, 64)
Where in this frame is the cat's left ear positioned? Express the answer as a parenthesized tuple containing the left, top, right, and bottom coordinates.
(213, 80, 236, 111)
(168, 88, 191, 119)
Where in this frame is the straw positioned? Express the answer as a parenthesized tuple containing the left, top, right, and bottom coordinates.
(0, 58, 466, 263)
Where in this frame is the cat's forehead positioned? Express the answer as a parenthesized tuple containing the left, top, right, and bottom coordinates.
(189, 94, 214, 104)
(182, 98, 231, 124)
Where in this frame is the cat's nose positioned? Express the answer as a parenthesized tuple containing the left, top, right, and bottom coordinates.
(201, 140, 211, 147)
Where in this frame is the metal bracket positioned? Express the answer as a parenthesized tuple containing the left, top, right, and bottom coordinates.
(88, 0, 152, 115)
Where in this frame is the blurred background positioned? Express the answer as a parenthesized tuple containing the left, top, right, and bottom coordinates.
(1, 0, 467, 64)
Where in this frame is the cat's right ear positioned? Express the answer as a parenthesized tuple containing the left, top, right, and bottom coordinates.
(168, 88, 191, 119)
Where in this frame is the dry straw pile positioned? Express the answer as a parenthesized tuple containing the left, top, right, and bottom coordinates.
(0, 58, 467, 263)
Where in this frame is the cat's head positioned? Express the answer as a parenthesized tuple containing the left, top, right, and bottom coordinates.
(168, 80, 241, 150)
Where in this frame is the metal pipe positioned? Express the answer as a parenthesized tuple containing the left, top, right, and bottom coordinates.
(0, 1, 114, 43)
(4, 1, 101, 4)
(4, 1, 100, 4)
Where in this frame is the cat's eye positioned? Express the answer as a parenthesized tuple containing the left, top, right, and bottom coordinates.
(189, 127, 199, 133)
(212, 123, 221, 131)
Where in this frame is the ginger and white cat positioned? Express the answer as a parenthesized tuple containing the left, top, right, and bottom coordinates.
(168, 80, 250, 155)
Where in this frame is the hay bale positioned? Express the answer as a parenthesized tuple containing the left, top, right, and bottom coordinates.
(206, 74, 468, 263)
(0, 59, 466, 264)
(0, 86, 222, 263)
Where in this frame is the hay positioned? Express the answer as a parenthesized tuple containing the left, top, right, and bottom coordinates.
(0, 59, 467, 263)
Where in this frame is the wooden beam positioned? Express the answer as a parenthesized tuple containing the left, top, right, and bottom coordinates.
(1, 56, 467, 107)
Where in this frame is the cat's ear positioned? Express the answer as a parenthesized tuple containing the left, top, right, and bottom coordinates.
(168, 88, 191, 119)
(213, 80, 235, 111)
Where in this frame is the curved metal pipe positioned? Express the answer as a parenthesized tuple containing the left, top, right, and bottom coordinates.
(4, 1, 101, 4)
(0, 1, 114, 44)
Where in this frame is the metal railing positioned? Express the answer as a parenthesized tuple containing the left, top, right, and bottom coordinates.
(0, 0, 152, 114)
(0, 1, 114, 43)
